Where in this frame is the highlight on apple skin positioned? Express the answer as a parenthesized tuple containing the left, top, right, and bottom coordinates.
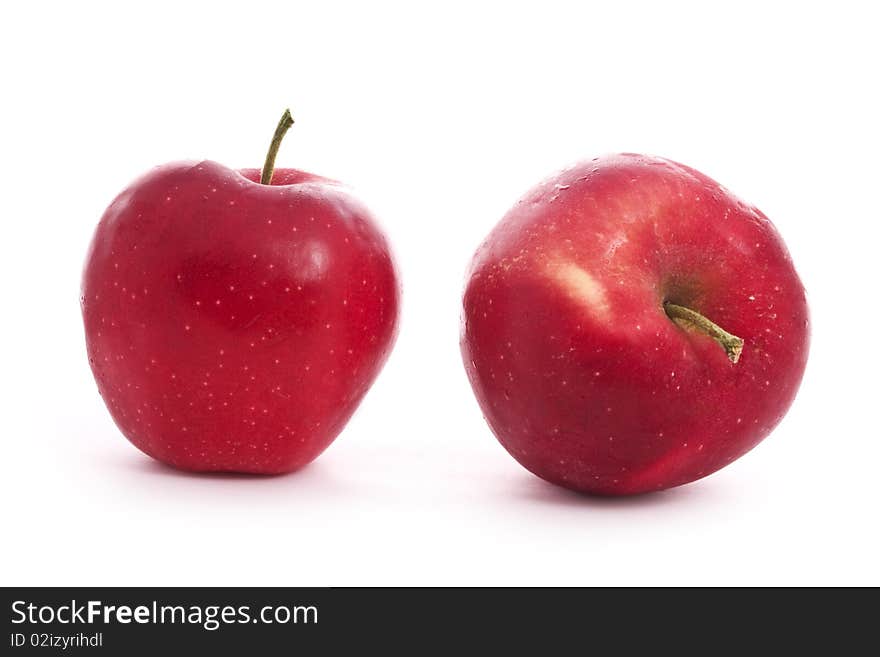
(82, 111, 400, 474)
(461, 153, 809, 495)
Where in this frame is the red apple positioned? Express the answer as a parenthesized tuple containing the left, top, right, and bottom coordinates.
(461, 154, 809, 495)
(82, 111, 399, 474)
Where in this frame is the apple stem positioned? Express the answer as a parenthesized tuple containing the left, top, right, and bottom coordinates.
(260, 109, 295, 185)
(663, 302, 744, 364)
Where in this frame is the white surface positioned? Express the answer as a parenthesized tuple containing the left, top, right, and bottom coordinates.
(1, 1, 877, 586)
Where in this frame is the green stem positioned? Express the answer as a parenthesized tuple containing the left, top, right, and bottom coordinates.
(260, 109, 295, 185)
(664, 302, 744, 364)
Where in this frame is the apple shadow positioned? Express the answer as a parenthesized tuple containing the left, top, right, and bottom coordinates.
(114, 453, 350, 496)
(125, 457, 314, 482)
(509, 473, 717, 509)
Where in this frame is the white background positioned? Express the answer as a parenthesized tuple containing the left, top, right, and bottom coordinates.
(2, 1, 877, 586)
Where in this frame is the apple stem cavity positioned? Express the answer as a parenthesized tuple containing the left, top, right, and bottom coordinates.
(663, 302, 744, 364)
(260, 109, 295, 185)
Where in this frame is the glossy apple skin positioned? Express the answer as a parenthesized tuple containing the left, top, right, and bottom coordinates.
(462, 154, 809, 495)
(82, 161, 399, 473)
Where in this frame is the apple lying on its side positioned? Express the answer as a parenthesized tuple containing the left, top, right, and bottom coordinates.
(82, 110, 400, 474)
(461, 154, 809, 495)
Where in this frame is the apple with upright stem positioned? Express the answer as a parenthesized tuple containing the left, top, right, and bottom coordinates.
(461, 153, 809, 495)
(82, 110, 400, 474)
